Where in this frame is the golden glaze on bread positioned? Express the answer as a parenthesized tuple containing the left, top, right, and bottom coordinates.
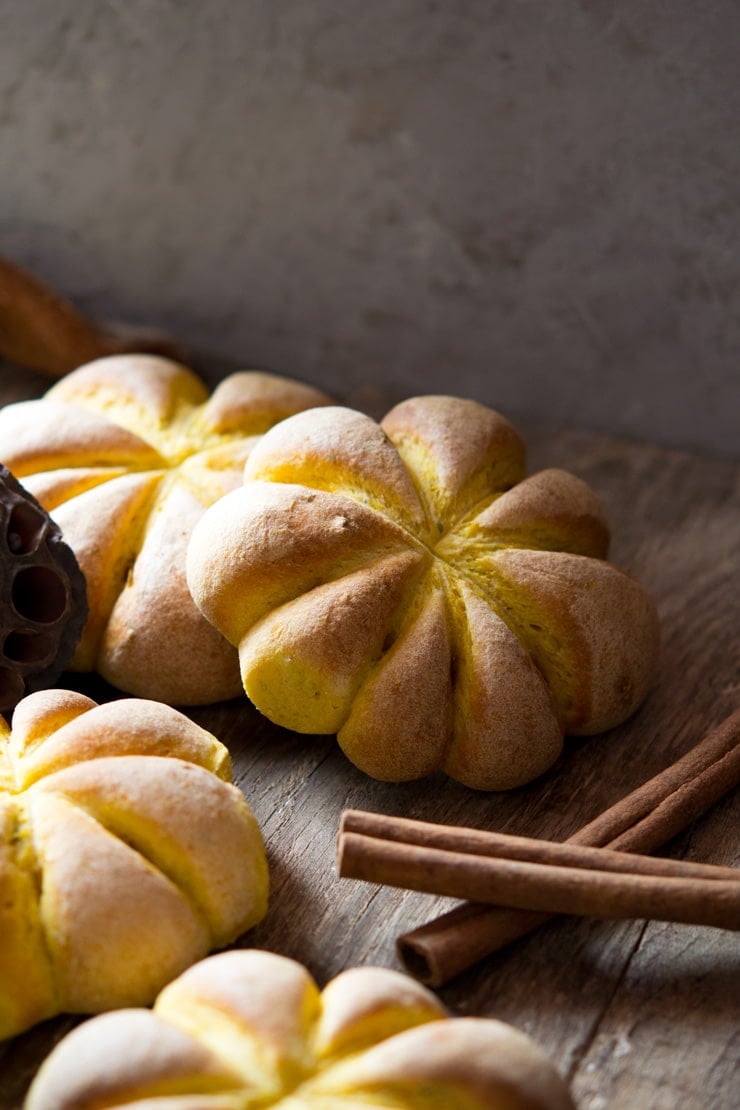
(187, 396, 660, 789)
(0, 355, 331, 704)
(0, 690, 268, 1039)
(26, 950, 574, 1109)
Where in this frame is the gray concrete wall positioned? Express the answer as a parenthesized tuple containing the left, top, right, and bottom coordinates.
(1, 1, 738, 457)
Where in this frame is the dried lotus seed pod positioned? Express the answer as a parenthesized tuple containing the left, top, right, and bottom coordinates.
(0, 466, 87, 712)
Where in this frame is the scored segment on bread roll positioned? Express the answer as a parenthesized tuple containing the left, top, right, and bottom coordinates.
(187, 394, 659, 790)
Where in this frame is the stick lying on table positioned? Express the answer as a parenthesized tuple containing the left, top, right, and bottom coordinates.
(0, 254, 185, 376)
(338, 709, 740, 985)
(338, 811, 739, 927)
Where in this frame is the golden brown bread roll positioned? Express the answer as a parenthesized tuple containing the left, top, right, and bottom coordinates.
(0, 689, 268, 1039)
(25, 950, 574, 1109)
(187, 396, 660, 790)
(0, 355, 332, 704)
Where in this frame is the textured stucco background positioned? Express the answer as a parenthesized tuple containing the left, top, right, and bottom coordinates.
(1, 1, 738, 456)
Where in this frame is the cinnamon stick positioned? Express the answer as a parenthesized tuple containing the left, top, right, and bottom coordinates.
(0, 254, 185, 376)
(340, 810, 739, 883)
(394, 709, 740, 984)
(338, 824, 739, 932)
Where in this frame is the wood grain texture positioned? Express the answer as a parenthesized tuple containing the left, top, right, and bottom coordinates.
(0, 364, 737, 1108)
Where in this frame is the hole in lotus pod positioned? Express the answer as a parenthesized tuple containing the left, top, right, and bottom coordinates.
(0, 666, 25, 713)
(3, 629, 57, 665)
(11, 566, 68, 624)
(6, 501, 47, 556)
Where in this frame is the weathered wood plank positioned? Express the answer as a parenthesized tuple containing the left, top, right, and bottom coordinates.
(0, 364, 737, 1108)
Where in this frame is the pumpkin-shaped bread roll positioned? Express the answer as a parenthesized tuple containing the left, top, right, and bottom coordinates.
(26, 949, 574, 1109)
(0, 355, 331, 704)
(187, 396, 660, 790)
(0, 689, 268, 1039)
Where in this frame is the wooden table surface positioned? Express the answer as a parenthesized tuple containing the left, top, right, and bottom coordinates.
(0, 365, 738, 1109)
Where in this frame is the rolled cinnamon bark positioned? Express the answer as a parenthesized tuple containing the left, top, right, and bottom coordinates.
(340, 810, 739, 882)
(337, 827, 740, 931)
(395, 709, 740, 984)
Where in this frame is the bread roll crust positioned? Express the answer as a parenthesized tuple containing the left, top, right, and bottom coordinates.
(187, 395, 659, 789)
(26, 950, 574, 1110)
(0, 690, 268, 1039)
(0, 356, 332, 704)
